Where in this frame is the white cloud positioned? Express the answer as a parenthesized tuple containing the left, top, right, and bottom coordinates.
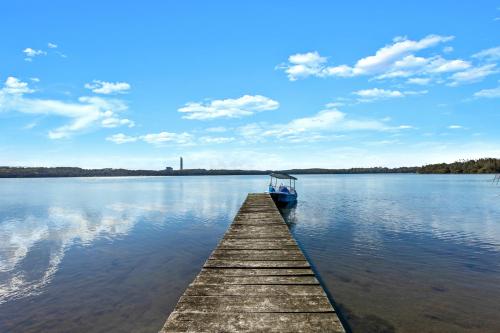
(178, 94, 279, 120)
(106, 132, 236, 146)
(280, 51, 328, 81)
(448, 125, 463, 129)
(391, 55, 430, 71)
(199, 136, 235, 144)
(325, 102, 345, 108)
(0, 77, 134, 139)
(274, 110, 345, 132)
(280, 35, 455, 80)
(364, 139, 400, 146)
(472, 46, 500, 61)
(23, 122, 37, 130)
(106, 133, 138, 144)
(3, 77, 34, 94)
(404, 90, 429, 96)
(237, 106, 391, 143)
(288, 51, 326, 65)
(353, 35, 454, 75)
(353, 88, 427, 102)
(406, 77, 431, 85)
(205, 126, 228, 133)
(448, 64, 498, 86)
(398, 125, 414, 129)
(84, 80, 131, 94)
(280, 35, 500, 87)
(375, 55, 471, 80)
(23, 47, 46, 60)
(101, 117, 135, 128)
(106, 131, 194, 145)
(426, 58, 470, 73)
(474, 85, 500, 98)
(23, 45, 67, 60)
(354, 88, 404, 99)
(443, 46, 454, 53)
(140, 132, 193, 145)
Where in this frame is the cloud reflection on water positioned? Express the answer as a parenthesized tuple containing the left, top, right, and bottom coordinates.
(0, 203, 165, 304)
(0, 176, 253, 305)
(293, 175, 500, 255)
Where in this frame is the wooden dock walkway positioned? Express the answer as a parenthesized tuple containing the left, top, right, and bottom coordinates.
(160, 193, 345, 332)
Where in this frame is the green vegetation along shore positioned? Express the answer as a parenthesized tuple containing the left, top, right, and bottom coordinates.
(0, 158, 499, 178)
(417, 158, 500, 174)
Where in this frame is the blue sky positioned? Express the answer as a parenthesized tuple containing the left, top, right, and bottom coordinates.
(1, 1, 499, 169)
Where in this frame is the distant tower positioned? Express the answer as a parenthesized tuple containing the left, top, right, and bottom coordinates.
(180, 157, 183, 170)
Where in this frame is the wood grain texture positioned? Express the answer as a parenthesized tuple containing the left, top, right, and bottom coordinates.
(160, 193, 345, 333)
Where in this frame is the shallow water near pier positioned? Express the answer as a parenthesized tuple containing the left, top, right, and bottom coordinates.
(0, 175, 499, 332)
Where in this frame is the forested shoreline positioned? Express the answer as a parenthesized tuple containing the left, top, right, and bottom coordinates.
(417, 158, 500, 174)
(0, 158, 499, 178)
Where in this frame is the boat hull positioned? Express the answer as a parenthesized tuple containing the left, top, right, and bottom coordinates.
(269, 192, 297, 204)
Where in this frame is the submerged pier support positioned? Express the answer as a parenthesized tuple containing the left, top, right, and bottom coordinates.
(160, 193, 345, 332)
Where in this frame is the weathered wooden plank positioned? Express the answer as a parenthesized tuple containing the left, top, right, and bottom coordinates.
(184, 284, 327, 296)
(223, 234, 291, 240)
(233, 218, 282, 222)
(208, 254, 305, 261)
(212, 249, 303, 255)
(216, 245, 300, 250)
(228, 224, 290, 231)
(174, 295, 334, 313)
(230, 220, 288, 226)
(224, 228, 292, 238)
(160, 193, 345, 333)
(210, 249, 305, 260)
(219, 238, 298, 245)
(233, 220, 284, 226)
(205, 259, 310, 268)
(193, 275, 319, 285)
(199, 268, 314, 276)
(218, 239, 299, 249)
(162, 312, 344, 333)
(226, 230, 291, 236)
(237, 212, 280, 215)
(219, 238, 298, 244)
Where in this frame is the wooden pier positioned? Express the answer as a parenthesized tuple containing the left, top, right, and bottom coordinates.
(160, 193, 345, 332)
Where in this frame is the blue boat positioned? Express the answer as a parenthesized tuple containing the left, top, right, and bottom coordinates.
(268, 173, 298, 204)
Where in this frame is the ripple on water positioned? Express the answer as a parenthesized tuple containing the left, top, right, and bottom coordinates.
(0, 175, 499, 333)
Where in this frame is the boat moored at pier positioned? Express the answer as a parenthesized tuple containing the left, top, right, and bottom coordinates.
(268, 173, 298, 204)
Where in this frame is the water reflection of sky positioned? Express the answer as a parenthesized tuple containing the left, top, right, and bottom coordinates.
(0, 175, 499, 332)
(286, 174, 500, 333)
(0, 177, 262, 307)
(293, 175, 500, 251)
(1, 203, 160, 304)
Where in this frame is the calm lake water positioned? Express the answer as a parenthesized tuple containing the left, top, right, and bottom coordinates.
(0, 175, 499, 333)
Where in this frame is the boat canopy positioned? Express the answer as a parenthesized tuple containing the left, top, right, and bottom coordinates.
(270, 173, 297, 180)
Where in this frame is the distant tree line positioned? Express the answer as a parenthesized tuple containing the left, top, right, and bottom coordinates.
(0, 158, 499, 178)
(417, 158, 500, 174)
(281, 167, 418, 174)
(0, 167, 161, 178)
(0, 167, 272, 178)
